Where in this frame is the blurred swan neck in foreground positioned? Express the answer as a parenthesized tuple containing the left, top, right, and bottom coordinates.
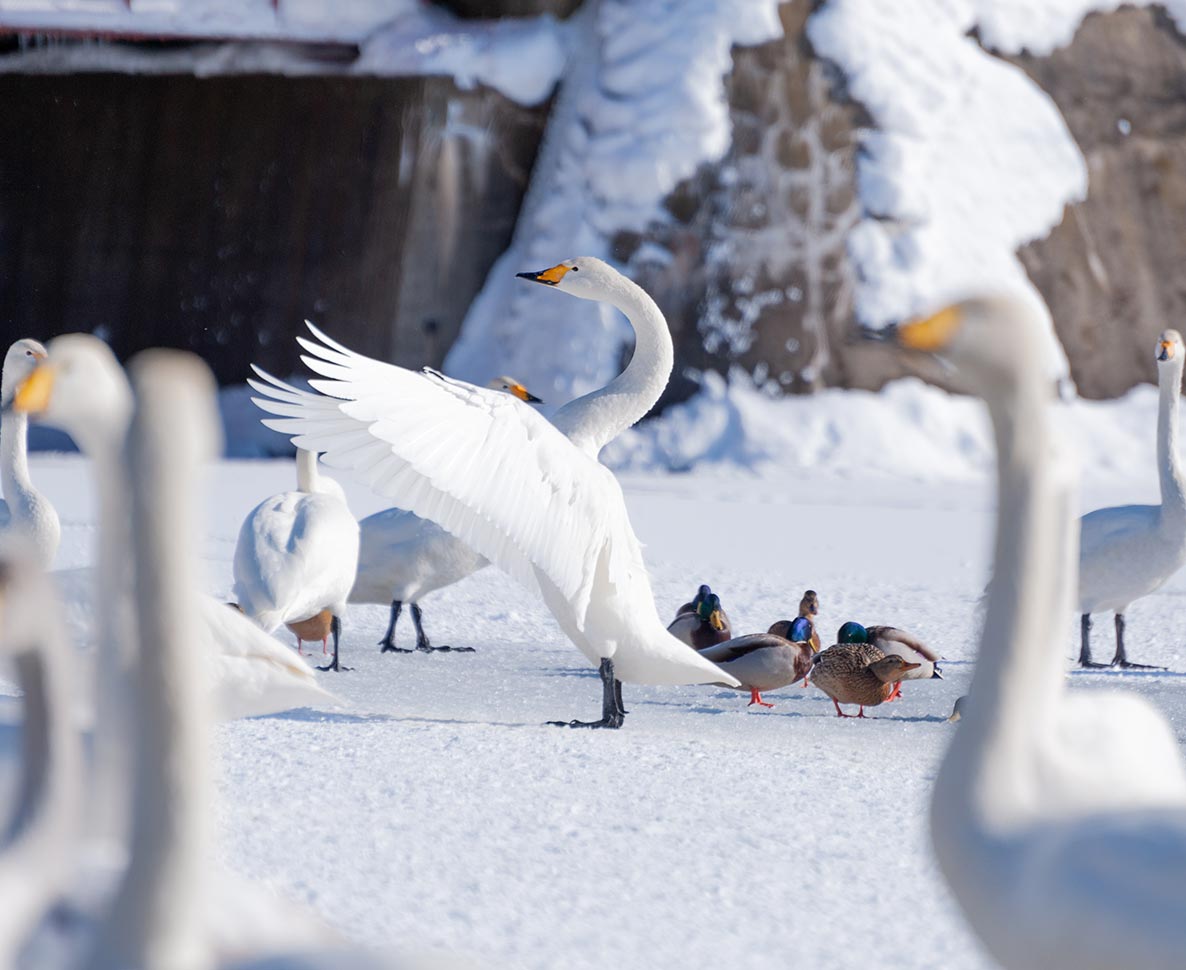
(944, 347, 1074, 829)
(0, 409, 34, 501)
(554, 272, 673, 454)
(1157, 351, 1186, 518)
(92, 352, 217, 970)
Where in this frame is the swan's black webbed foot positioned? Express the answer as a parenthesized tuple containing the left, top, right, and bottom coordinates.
(548, 658, 625, 729)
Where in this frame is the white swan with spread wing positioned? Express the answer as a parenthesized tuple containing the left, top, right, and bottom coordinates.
(250, 257, 739, 728)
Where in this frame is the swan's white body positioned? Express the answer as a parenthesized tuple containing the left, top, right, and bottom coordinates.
(250, 258, 736, 694)
(350, 508, 487, 607)
(1078, 330, 1186, 663)
(898, 297, 1186, 970)
(233, 448, 359, 637)
(0, 341, 60, 568)
(15, 336, 333, 731)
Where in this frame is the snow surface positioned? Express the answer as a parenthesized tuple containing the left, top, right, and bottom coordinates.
(2, 438, 1186, 969)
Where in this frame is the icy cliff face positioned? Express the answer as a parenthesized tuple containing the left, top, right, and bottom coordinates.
(443, 0, 784, 403)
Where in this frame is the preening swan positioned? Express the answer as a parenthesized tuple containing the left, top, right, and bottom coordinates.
(0, 340, 60, 568)
(250, 257, 739, 728)
(233, 448, 359, 672)
(1077, 328, 1186, 669)
(888, 296, 1186, 970)
(349, 376, 543, 654)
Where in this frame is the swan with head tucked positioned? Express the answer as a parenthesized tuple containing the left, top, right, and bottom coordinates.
(249, 257, 739, 728)
(0, 340, 60, 568)
(1077, 328, 1186, 669)
(233, 448, 359, 672)
(349, 376, 544, 655)
(887, 296, 1186, 970)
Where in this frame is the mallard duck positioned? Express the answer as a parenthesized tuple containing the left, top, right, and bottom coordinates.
(836, 621, 942, 700)
(700, 633, 815, 708)
(809, 641, 920, 718)
(797, 589, 822, 649)
(668, 589, 731, 649)
(767, 614, 817, 687)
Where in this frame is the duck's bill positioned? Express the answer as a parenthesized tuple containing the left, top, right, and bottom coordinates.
(516, 264, 570, 286)
(709, 609, 726, 632)
(13, 364, 54, 414)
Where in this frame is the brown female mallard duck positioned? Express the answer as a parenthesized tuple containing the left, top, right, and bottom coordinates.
(668, 586, 731, 650)
(809, 642, 920, 718)
(699, 633, 815, 708)
(767, 589, 822, 686)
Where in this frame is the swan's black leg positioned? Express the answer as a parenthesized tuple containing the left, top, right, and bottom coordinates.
(1111, 612, 1165, 669)
(1079, 613, 1108, 668)
(411, 602, 475, 653)
(379, 600, 413, 653)
(548, 658, 624, 729)
(614, 677, 628, 716)
(318, 615, 352, 672)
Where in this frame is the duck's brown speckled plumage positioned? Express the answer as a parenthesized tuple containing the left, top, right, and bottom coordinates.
(810, 642, 896, 708)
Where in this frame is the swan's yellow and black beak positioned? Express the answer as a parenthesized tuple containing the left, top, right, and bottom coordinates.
(1158, 340, 1176, 362)
(516, 264, 571, 286)
(13, 363, 55, 415)
(509, 382, 543, 404)
(892, 305, 963, 352)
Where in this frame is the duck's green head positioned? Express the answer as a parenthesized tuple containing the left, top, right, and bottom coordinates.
(692, 584, 712, 610)
(837, 621, 868, 645)
(697, 593, 726, 632)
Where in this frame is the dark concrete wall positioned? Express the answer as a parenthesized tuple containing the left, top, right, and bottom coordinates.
(0, 72, 544, 385)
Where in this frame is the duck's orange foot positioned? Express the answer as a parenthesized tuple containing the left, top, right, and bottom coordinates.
(857, 706, 868, 718)
(886, 682, 903, 702)
(831, 698, 856, 718)
(799, 678, 810, 688)
(748, 689, 774, 708)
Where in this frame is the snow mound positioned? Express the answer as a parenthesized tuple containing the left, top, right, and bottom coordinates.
(604, 373, 1167, 484)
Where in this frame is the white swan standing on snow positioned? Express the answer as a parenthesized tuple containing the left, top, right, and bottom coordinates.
(348, 376, 543, 654)
(250, 257, 739, 728)
(0, 340, 60, 568)
(1077, 328, 1186, 668)
(887, 297, 1186, 970)
(233, 448, 359, 672)
(12, 337, 331, 763)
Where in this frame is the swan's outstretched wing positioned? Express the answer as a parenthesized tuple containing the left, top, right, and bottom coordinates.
(249, 325, 643, 634)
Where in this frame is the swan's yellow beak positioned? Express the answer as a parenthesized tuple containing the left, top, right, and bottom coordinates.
(1159, 340, 1176, 362)
(13, 364, 55, 415)
(509, 382, 543, 404)
(709, 609, 726, 632)
(897, 305, 963, 352)
(516, 263, 571, 286)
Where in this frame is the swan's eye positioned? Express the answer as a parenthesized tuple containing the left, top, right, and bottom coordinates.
(24, 351, 32, 357)
(571, 266, 579, 272)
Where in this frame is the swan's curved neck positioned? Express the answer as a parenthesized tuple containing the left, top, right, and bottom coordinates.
(0, 410, 34, 503)
(296, 447, 320, 492)
(1156, 358, 1186, 518)
(553, 275, 673, 454)
(91, 367, 212, 970)
(937, 365, 1075, 831)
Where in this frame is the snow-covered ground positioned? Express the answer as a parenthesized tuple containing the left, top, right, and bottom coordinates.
(3, 445, 1185, 969)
